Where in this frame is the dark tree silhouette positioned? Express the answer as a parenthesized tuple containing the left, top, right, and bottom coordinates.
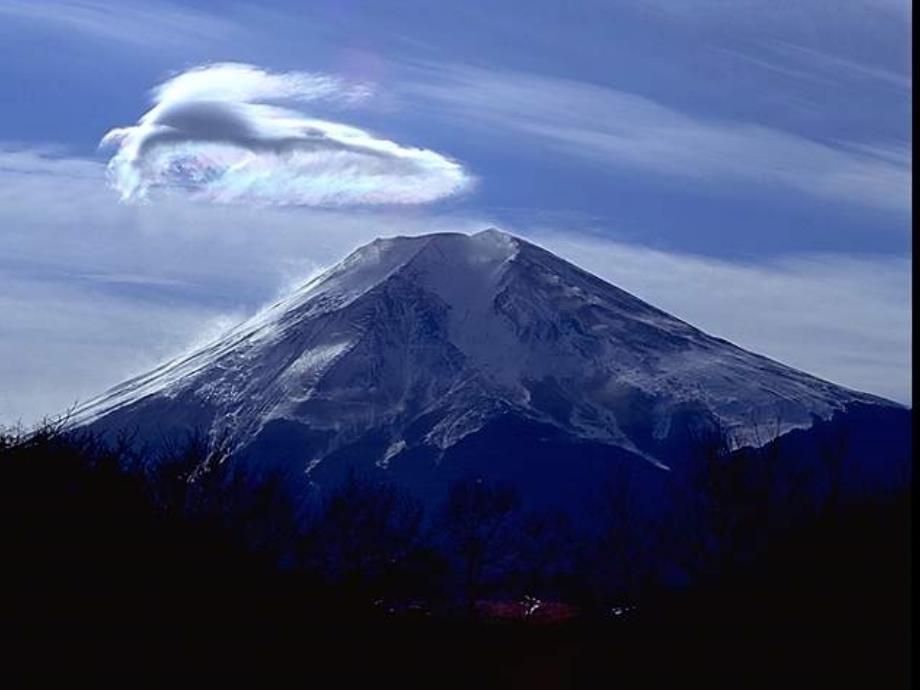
(438, 477, 520, 615)
(585, 458, 665, 605)
(510, 508, 577, 599)
(0, 416, 909, 689)
(300, 468, 427, 598)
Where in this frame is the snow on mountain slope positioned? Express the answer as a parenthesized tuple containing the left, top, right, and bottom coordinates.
(74, 228, 894, 473)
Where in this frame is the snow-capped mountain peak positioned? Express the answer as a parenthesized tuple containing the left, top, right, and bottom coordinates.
(76, 228, 891, 473)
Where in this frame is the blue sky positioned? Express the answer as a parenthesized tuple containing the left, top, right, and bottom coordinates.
(0, 0, 911, 423)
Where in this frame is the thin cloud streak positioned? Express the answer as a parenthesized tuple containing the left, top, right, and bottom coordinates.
(768, 41, 912, 91)
(0, 0, 245, 52)
(405, 65, 911, 213)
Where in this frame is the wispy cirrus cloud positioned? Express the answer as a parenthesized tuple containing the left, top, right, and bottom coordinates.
(405, 65, 911, 213)
(101, 63, 473, 206)
(0, 0, 245, 51)
(766, 41, 912, 91)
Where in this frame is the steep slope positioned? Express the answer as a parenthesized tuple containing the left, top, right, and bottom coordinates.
(76, 229, 900, 498)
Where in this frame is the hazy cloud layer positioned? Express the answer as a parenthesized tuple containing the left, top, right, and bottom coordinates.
(102, 63, 472, 206)
(406, 65, 911, 213)
(0, 149, 909, 425)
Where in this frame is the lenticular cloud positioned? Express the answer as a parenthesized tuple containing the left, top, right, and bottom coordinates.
(101, 63, 471, 206)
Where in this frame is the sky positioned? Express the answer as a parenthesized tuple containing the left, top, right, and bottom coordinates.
(0, 0, 911, 425)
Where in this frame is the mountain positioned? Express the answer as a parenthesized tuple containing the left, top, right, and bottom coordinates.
(75, 229, 909, 511)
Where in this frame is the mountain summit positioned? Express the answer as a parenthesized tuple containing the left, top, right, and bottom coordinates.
(77, 229, 903, 506)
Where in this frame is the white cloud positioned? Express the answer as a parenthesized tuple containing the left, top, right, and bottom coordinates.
(101, 63, 473, 206)
(0, 148, 910, 426)
(405, 65, 911, 213)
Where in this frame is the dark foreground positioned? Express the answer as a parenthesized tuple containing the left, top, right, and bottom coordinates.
(0, 428, 910, 689)
(5, 558, 911, 690)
